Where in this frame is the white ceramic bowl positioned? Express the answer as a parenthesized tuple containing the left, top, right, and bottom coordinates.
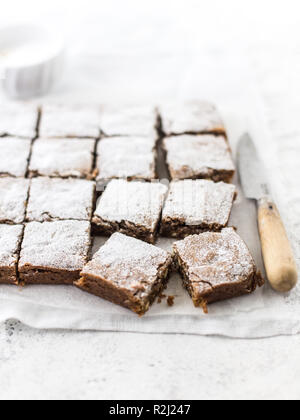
(0, 24, 65, 99)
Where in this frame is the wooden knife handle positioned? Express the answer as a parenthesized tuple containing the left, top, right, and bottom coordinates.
(258, 197, 298, 293)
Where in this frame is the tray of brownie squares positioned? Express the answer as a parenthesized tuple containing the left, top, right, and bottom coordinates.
(0, 101, 264, 316)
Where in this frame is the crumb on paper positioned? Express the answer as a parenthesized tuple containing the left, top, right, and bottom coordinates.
(157, 293, 166, 304)
(167, 295, 175, 307)
(158, 294, 176, 307)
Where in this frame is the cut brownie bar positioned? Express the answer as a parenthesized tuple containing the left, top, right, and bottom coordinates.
(173, 228, 264, 312)
(28, 138, 96, 178)
(19, 220, 91, 284)
(0, 137, 32, 177)
(75, 232, 173, 316)
(159, 101, 226, 136)
(96, 136, 157, 182)
(39, 104, 101, 138)
(92, 179, 168, 244)
(161, 180, 237, 238)
(26, 178, 96, 222)
(0, 103, 38, 138)
(163, 134, 235, 182)
(0, 225, 24, 284)
(100, 105, 158, 137)
(0, 178, 30, 224)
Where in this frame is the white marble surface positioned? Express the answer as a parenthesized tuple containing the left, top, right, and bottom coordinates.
(0, 0, 300, 400)
(1, 319, 300, 400)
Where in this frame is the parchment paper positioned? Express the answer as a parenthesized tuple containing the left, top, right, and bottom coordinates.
(0, 51, 299, 338)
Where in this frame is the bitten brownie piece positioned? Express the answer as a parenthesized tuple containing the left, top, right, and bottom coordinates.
(76, 232, 173, 316)
(26, 178, 96, 222)
(92, 179, 168, 244)
(96, 136, 157, 182)
(159, 101, 226, 136)
(0, 225, 24, 284)
(100, 105, 158, 137)
(0, 178, 30, 224)
(173, 228, 264, 312)
(163, 135, 235, 182)
(19, 220, 91, 284)
(0, 138, 32, 177)
(29, 138, 96, 178)
(39, 104, 101, 138)
(161, 180, 237, 238)
(0, 104, 38, 138)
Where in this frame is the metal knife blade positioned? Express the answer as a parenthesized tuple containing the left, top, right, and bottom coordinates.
(237, 133, 270, 200)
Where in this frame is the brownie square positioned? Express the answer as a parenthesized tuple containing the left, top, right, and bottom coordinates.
(0, 225, 24, 284)
(161, 180, 237, 238)
(92, 179, 168, 244)
(173, 228, 264, 312)
(19, 220, 91, 284)
(26, 178, 96, 222)
(0, 104, 38, 138)
(100, 105, 158, 137)
(96, 136, 157, 182)
(0, 137, 32, 177)
(76, 232, 173, 316)
(160, 101, 226, 136)
(0, 178, 30, 224)
(163, 134, 235, 182)
(28, 138, 96, 178)
(39, 105, 101, 138)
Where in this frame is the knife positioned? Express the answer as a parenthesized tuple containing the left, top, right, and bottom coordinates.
(237, 133, 298, 293)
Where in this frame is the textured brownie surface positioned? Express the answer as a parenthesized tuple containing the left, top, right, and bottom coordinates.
(76, 232, 172, 315)
(173, 228, 264, 311)
(0, 104, 38, 138)
(19, 220, 91, 284)
(0, 137, 32, 177)
(0, 224, 24, 284)
(161, 180, 237, 238)
(93, 179, 168, 243)
(29, 138, 95, 178)
(100, 105, 158, 137)
(26, 178, 96, 222)
(96, 136, 157, 181)
(160, 101, 226, 136)
(0, 178, 30, 224)
(163, 134, 235, 182)
(39, 105, 101, 138)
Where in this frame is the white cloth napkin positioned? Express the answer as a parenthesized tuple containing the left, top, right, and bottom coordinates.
(0, 51, 299, 338)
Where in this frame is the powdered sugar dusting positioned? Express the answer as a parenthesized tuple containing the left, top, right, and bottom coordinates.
(0, 137, 32, 177)
(100, 105, 157, 136)
(160, 101, 225, 135)
(40, 105, 101, 138)
(162, 180, 236, 226)
(82, 232, 170, 296)
(97, 136, 156, 181)
(0, 178, 30, 224)
(94, 179, 168, 230)
(164, 135, 235, 180)
(0, 225, 23, 268)
(174, 228, 257, 287)
(19, 221, 91, 271)
(0, 104, 38, 138)
(26, 178, 95, 222)
(29, 138, 95, 178)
